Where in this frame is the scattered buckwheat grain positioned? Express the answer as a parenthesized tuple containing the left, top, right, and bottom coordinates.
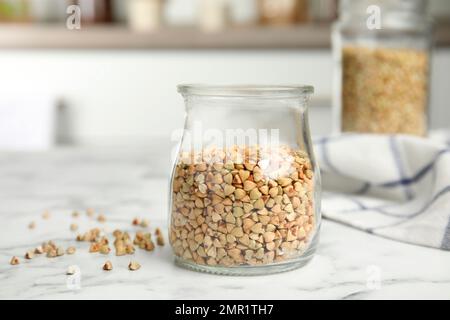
(66, 247, 76, 255)
(76, 228, 101, 242)
(128, 261, 141, 271)
(66, 265, 78, 275)
(56, 247, 65, 256)
(133, 231, 155, 252)
(35, 246, 44, 254)
(89, 243, 101, 253)
(156, 234, 165, 246)
(46, 249, 57, 258)
(140, 219, 149, 228)
(86, 208, 95, 217)
(113, 230, 135, 256)
(103, 261, 113, 271)
(99, 245, 111, 254)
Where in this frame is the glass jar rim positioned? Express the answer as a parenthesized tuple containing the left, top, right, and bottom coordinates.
(177, 84, 314, 98)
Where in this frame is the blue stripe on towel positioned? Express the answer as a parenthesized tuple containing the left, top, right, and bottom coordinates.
(355, 182, 371, 195)
(335, 202, 390, 214)
(321, 148, 449, 192)
(313, 135, 351, 146)
(381, 149, 450, 188)
(348, 197, 367, 210)
(389, 136, 414, 200)
(408, 184, 450, 218)
(371, 185, 450, 227)
(334, 158, 441, 218)
(316, 136, 449, 200)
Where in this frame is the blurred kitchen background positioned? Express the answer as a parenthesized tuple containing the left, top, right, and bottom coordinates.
(0, 0, 449, 151)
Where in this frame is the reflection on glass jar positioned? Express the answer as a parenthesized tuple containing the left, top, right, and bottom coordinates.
(332, 0, 432, 136)
(169, 85, 321, 275)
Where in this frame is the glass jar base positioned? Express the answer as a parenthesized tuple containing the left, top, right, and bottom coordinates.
(174, 247, 316, 276)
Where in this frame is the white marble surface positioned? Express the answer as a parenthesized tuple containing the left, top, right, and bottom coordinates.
(1, 146, 450, 300)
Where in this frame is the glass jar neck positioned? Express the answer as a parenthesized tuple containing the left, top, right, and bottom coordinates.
(338, 0, 430, 32)
(178, 85, 314, 100)
(179, 85, 313, 115)
(177, 85, 314, 153)
(340, 0, 427, 15)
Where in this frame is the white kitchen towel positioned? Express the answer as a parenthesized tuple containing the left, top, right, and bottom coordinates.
(315, 133, 450, 250)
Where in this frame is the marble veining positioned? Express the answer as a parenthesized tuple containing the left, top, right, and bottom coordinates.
(0, 146, 449, 300)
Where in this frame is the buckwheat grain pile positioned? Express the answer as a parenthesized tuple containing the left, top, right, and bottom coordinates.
(170, 145, 316, 267)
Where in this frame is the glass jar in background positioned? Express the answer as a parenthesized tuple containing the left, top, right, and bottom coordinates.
(69, 0, 113, 24)
(332, 0, 432, 136)
(29, 0, 67, 23)
(310, 0, 338, 23)
(127, 0, 164, 32)
(258, 0, 309, 25)
(169, 85, 321, 275)
(0, 0, 30, 22)
(198, 0, 230, 33)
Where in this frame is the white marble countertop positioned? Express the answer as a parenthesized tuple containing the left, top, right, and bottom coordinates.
(1, 146, 450, 300)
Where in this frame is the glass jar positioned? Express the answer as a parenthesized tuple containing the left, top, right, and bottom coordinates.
(258, 0, 309, 25)
(332, 0, 432, 136)
(127, 0, 164, 32)
(169, 85, 321, 275)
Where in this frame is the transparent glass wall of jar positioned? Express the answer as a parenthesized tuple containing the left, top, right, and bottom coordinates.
(332, 0, 432, 136)
(169, 85, 321, 275)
